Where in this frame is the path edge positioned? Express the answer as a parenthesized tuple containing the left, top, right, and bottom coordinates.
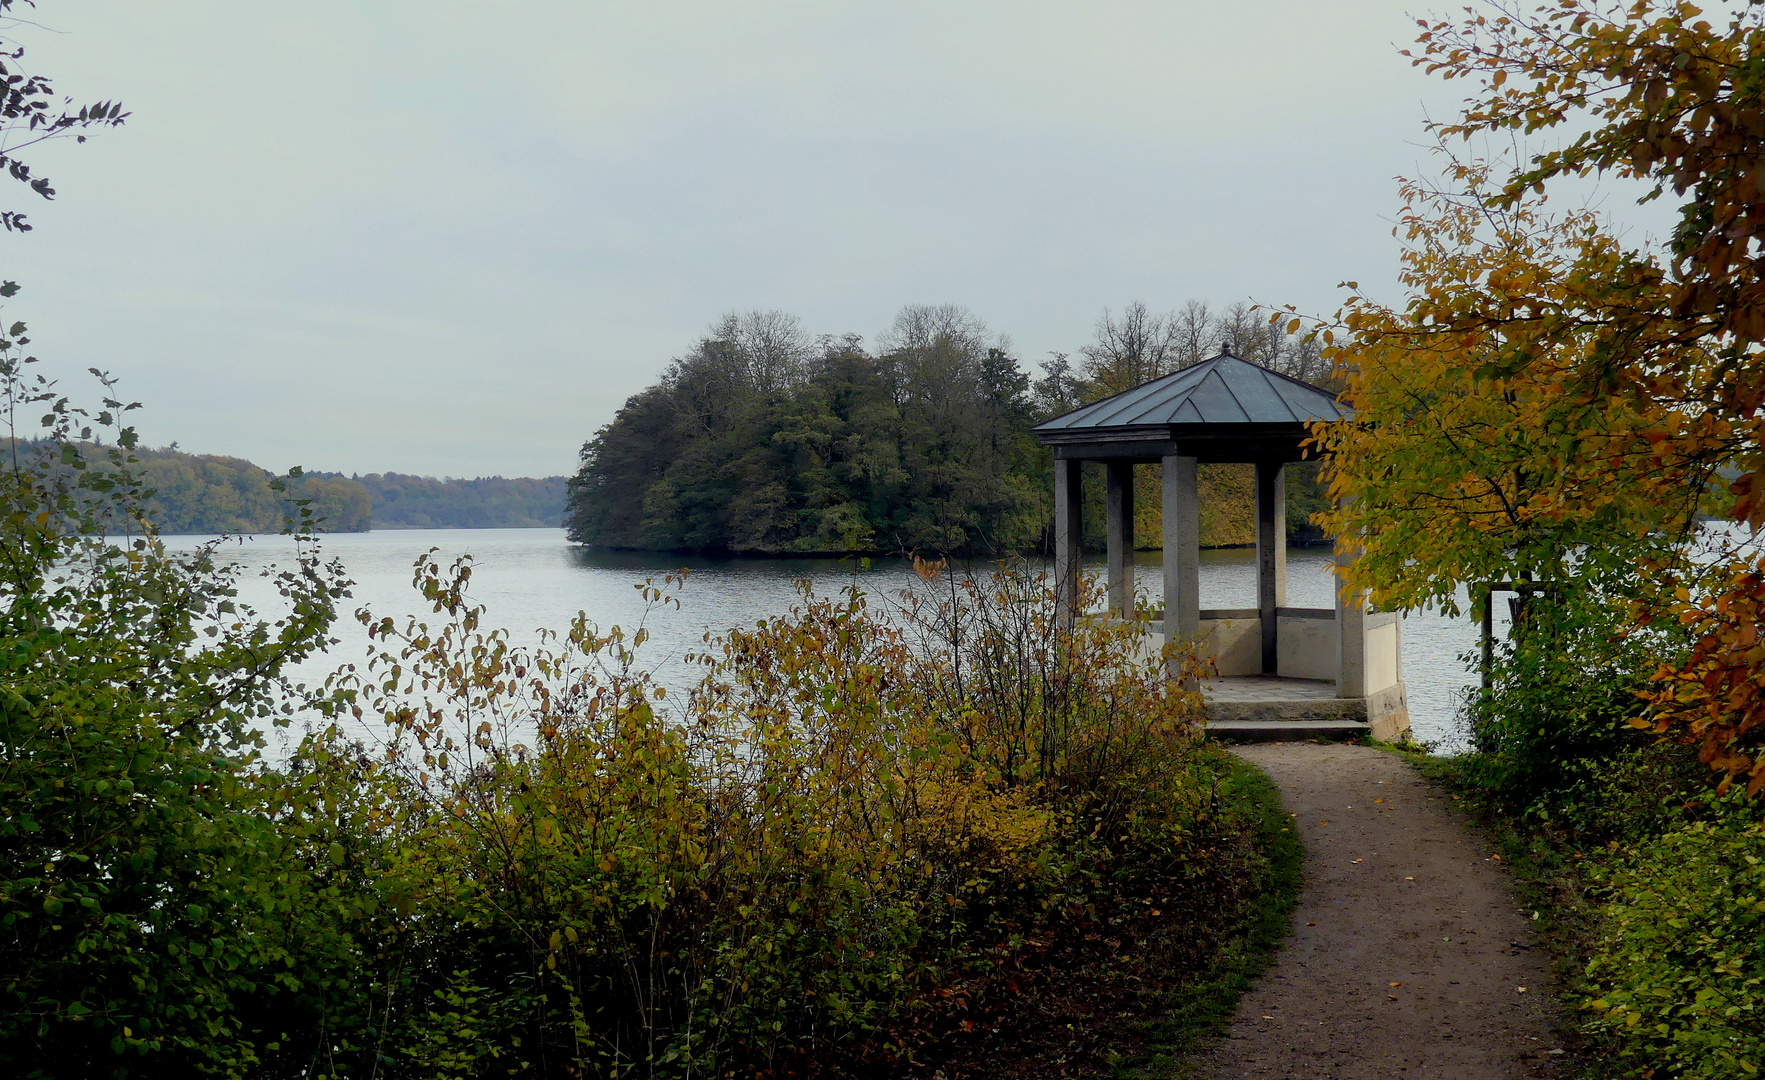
(1117, 751, 1305, 1076)
(1370, 739, 1597, 1073)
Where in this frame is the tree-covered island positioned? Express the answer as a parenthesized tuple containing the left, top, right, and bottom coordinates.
(567, 303, 1334, 557)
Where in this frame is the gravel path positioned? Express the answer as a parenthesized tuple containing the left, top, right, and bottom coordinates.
(1199, 743, 1568, 1079)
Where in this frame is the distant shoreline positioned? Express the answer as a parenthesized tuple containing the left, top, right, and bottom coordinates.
(147, 524, 567, 539)
(366, 523, 564, 531)
(568, 539, 1330, 560)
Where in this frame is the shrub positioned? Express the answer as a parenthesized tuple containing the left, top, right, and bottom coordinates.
(0, 349, 362, 1077)
(318, 557, 1224, 1077)
(1462, 583, 1687, 815)
(0, 332, 1247, 1077)
(1582, 790, 1765, 1079)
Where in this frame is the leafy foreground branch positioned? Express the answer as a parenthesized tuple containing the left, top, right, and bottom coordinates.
(0, 344, 356, 1076)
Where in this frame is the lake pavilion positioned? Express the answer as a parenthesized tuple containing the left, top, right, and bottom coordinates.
(1032, 347, 1410, 741)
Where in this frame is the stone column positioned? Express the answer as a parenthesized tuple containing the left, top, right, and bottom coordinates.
(1054, 456, 1083, 618)
(1161, 454, 1200, 662)
(1105, 461, 1135, 616)
(1255, 461, 1287, 674)
(1335, 552, 1367, 699)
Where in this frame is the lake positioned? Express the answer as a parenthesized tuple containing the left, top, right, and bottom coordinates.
(189, 528, 1492, 752)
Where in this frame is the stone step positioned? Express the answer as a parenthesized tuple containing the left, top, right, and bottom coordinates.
(1205, 696, 1367, 723)
(1205, 719, 1372, 743)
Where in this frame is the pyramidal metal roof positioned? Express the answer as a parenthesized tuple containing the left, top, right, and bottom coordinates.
(1033, 349, 1344, 436)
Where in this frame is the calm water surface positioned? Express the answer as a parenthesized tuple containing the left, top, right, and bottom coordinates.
(185, 529, 1490, 752)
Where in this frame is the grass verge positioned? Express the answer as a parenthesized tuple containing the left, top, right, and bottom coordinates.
(1106, 752, 1305, 1077)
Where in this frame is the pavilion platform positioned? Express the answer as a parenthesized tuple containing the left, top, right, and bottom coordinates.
(1201, 676, 1394, 742)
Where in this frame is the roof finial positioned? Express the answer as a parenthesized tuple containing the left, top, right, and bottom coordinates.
(1219, 339, 1234, 357)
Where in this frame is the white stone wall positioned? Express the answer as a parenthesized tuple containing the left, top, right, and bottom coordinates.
(1365, 614, 1402, 694)
(1277, 616, 1337, 680)
(1150, 605, 1404, 698)
(1197, 617, 1261, 676)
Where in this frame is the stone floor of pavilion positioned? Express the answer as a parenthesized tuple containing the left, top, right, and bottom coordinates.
(1200, 675, 1376, 741)
(1203, 676, 1337, 703)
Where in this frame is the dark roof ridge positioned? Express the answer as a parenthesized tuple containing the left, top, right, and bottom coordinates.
(1032, 349, 1342, 434)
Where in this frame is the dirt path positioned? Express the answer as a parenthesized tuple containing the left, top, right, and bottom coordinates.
(1198, 743, 1568, 1079)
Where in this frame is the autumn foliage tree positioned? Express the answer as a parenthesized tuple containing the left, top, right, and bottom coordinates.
(1302, 160, 1718, 798)
(1309, 163, 1718, 609)
(1309, 0, 1765, 795)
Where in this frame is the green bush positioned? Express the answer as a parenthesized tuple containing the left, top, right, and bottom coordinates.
(0, 346, 364, 1077)
(1582, 790, 1765, 1078)
(1433, 571, 1762, 1080)
(1463, 584, 1685, 815)
(311, 559, 1229, 1077)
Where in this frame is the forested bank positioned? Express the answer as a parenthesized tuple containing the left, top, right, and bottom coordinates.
(342, 472, 566, 529)
(567, 303, 1333, 557)
(75, 445, 373, 533)
(70, 445, 566, 533)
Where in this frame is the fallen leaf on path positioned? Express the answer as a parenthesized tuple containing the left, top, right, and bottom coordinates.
(1389, 981, 1403, 987)
(1305, 921, 1316, 926)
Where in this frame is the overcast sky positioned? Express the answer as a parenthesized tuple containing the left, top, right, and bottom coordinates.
(0, 2, 1569, 477)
